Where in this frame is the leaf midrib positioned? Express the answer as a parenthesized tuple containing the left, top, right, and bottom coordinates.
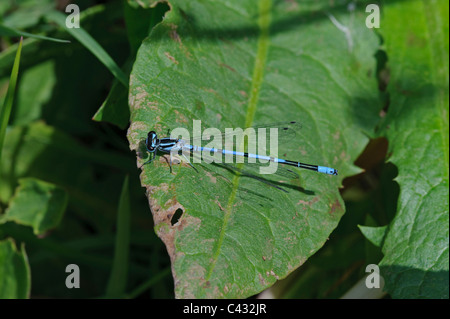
(205, 0, 273, 282)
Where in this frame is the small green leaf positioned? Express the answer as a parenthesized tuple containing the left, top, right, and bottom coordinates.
(358, 225, 387, 248)
(1, 178, 68, 235)
(1, 0, 54, 30)
(13, 60, 56, 125)
(92, 76, 130, 129)
(0, 239, 31, 299)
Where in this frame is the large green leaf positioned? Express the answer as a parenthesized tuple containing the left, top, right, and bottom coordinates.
(127, 0, 380, 298)
(374, 0, 449, 298)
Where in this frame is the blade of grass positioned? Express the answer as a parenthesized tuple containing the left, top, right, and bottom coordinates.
(0, 24, 71, 43)
(44, 10, 128, 87)
(124, 267, 171, 299)
(105, 175, 131, 298)
(0, 36, 23, 162)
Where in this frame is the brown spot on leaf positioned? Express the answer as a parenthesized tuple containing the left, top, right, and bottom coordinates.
(145, 184, 183, 260)
(168, 25, 181, 44)
(205, 171, 217, 184)
(203, 87, 218, 95)
(329, 199, 342, 215)
(284, 0, 299, 11)
(174, 261, 207, 298)
(332, 131, 340, 140)
(167, 23, 191, 58)
(296, 197, 318, 207)
(266, 270, 279, 280)
(173, 109, 188, 124)
(164, 51, 179, 64)
(146, 182, 204, 298)
(407, 32, 426, 48)
(215, 199, 225, 212)
(147, 101, 159, 111)
(218, 62, 236, 73)
(258, 273, 267, 286)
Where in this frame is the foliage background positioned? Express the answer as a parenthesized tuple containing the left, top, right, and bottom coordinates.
(0, 0, 448, 299)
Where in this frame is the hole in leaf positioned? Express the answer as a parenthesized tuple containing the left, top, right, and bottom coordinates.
(171, 208, 183, 226)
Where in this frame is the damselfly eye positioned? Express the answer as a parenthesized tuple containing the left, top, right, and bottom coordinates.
(146, 131, 159, 152)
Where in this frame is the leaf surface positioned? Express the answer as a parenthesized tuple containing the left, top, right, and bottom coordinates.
(128, 0, 380, 298)
(375, 0, 449, 299)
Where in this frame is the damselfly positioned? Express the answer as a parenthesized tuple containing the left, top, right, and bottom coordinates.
(141, 121, 338, 176)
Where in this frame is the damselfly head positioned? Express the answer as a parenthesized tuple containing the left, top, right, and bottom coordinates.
(146, 131, 159, 152)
